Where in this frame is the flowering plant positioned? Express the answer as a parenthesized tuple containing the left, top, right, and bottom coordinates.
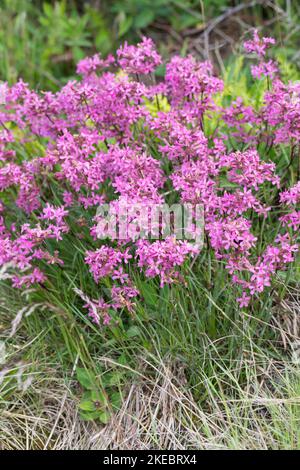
(0, 33, 299, 325)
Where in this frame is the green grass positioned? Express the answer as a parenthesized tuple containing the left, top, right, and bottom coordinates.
(1, 262, 300, 449)
(0, 0, 113, 90)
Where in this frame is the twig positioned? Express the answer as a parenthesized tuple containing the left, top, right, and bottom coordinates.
(200, 1, 261, 39)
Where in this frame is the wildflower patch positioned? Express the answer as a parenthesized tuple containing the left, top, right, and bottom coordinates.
(0, 33, 299, 324)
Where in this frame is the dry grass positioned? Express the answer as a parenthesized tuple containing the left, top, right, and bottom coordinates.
(272, 287, 300, 354)
(1, 350, 299, 450)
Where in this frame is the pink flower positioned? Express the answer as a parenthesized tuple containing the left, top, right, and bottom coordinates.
(12, 267, 47, 288)
(251, 60, 278, 79)
(237, 292, 251, 308)
(117, 37, 161, 74)
(136, 237, 199, 286)
(280, 182, 300, 205)
(76, 53, 114, 76)
(244, 30, 275, 57)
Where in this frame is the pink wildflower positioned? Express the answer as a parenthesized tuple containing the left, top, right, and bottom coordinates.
(117, 37, 161, 74)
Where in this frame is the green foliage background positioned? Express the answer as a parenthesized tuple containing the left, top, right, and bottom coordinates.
(1, 0, 299, 89)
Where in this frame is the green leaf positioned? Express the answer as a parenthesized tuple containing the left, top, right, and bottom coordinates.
(79, 399, 96, 411)
(111, 391, 123, 410)
(79, 410, 100, 421)
(126, 325, 141, 338)
(82, 390, 92, 401)
(117, 353, 128, 366)
(91, 389, 107, 405)
(76, 367, 96, 390)
(90, 390, 102, 401)
(99, 410, 111, 424)
(117, 13, 133, 38)
(134, 10, 155, 29)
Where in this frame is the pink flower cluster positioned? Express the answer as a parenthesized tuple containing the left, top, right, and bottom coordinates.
(244, 29, 277, 79)
(117, 37, 162, 74)
(136, 237, 198, 287)
(0, 33, 299, 323)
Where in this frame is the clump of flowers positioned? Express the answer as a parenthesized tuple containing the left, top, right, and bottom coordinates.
(0, 32, 299, 323)
(244, 29, 278, 79)
(117, 36, 162, 74)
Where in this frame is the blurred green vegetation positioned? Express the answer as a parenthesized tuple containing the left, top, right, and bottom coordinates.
(0, 0, 300, 90)
(0, 0, 113, 88)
